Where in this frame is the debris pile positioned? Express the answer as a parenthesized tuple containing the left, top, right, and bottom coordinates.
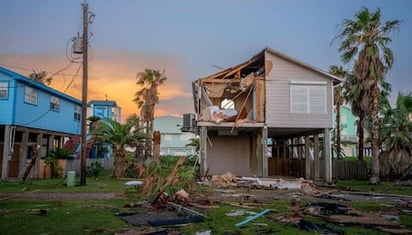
(204, 173, 320, 196)
(270, 200, 412, 234)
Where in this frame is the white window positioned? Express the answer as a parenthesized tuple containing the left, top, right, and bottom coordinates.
(74, 105, 81, 121)
(290, 82, 327, 114)
(50, 96, 60, 111)
(0, 82, 8, 99)
(24, 86, 37, 105)
(221, 98, 235, 109)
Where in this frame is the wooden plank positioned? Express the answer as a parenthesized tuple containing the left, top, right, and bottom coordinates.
(235, 209, 271, 227)
(255, 79, 265, 122)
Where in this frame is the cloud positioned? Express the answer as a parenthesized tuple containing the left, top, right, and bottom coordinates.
(0, 49, 194, 122)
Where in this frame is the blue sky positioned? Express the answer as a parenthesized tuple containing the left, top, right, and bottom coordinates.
(1, 0, 411, 120)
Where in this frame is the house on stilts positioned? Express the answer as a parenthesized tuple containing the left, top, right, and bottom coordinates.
(190, 48, 341, 182)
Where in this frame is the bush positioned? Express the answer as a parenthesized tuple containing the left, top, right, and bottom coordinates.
(87, 162, 103, 178)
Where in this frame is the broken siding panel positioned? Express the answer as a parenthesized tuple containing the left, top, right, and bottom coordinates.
(265, 52, 333, 128)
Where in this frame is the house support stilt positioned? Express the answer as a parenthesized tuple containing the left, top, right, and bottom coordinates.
(200, 126, 208, 177)
(314, 134, 320, 181)
(261, 125, 268, 177)
(324, 128, 332, 183)
(1, 125, 12, 181)
(305, 135, 311, 179)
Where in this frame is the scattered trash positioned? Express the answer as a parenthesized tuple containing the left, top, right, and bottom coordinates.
(303, 202, 349, 216)
(173, 189, 189, 205)
(380, 214, 400, 221)
(226, 210, 257, 217)
(195, 230, 211, 235)
(125, 180, 143, 187)
(318, 194, 351, 201)
(148, 216, 204, 226)
(296, 219, 343, 235)
(167, 202, 208, 219)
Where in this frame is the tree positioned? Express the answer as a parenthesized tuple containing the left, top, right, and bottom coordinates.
(93, 118, 144, 178)
(28, 71, 53, 85)
(186, 137, 200, 152)
(343, 72, 366, 161)
(329, 65, 347, 159)
(133, 69, 168, 161)
(379, 92, 412, 178)
(335, 7, 400, 184)
(126, 113, 146, 164)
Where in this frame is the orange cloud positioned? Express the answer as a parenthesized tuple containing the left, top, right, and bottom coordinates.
(0, 50, 194, 122)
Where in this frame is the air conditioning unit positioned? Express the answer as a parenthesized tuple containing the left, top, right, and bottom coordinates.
(182, 113, 196, 132)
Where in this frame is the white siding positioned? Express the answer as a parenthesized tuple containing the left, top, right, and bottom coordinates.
(265, 51, 333, 128)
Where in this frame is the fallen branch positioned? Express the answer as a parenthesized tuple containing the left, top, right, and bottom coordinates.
(151, 157, 186, 205)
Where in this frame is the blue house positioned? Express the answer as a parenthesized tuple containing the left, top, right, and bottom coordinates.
(86, 100, 121, 158)
(337, 105, 358, 157)
(0, 66, 82, 180)
(87, 100, 121, 123)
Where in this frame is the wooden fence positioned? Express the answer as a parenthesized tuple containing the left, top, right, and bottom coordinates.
(332, 160, 368, 180)
(269, 158, 369, 180)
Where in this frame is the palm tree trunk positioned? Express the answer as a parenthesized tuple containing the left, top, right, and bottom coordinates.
(358, 112, 364, 161)
(370, 83, 380, 184)
(114, 151, 125, 178)
(153, 131, 161, 163)
(336, 103, 342, 159)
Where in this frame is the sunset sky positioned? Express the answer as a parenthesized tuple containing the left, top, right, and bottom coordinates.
(1, 0, 411, 122)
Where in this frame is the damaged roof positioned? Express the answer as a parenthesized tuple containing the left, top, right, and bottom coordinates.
(194, 47, 343, 84)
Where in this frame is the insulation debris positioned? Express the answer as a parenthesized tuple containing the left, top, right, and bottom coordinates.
(205, 173, 320, 195)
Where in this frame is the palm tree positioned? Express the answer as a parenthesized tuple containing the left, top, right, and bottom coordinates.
(133, 69, 168, 161)
(186, 137, 200, 152)
(329, 65, 346, 159)
(126, 113, 146, 164)
(343, 72, 366, 161)
(379, 92, 412, 178)
(335, 7, 400, 184)
(93, 118, 144, 178)
(28, 71, 53, 85)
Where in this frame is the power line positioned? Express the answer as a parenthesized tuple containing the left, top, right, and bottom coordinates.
(64, 63, 82, 92)
(0, 63, 82, 78)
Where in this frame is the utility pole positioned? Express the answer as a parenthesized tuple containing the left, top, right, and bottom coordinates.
(80, 1, 89, 186)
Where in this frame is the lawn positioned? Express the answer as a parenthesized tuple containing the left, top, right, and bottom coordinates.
(1, 160, 412, 234)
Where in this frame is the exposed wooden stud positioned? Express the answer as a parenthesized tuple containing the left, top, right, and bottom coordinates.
(255, 79, 265, 122)
(265, 60, 273, 76)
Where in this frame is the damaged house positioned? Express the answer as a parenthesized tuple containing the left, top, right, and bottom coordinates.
(191, 48, 341, 182)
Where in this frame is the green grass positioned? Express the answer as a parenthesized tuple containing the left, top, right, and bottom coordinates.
(4, 151, 408, 234)
(1, 161, 412, 234)
(0, 173, 131, 194)
(0, 199, 131, 235)
(336, 179, 412, 195)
